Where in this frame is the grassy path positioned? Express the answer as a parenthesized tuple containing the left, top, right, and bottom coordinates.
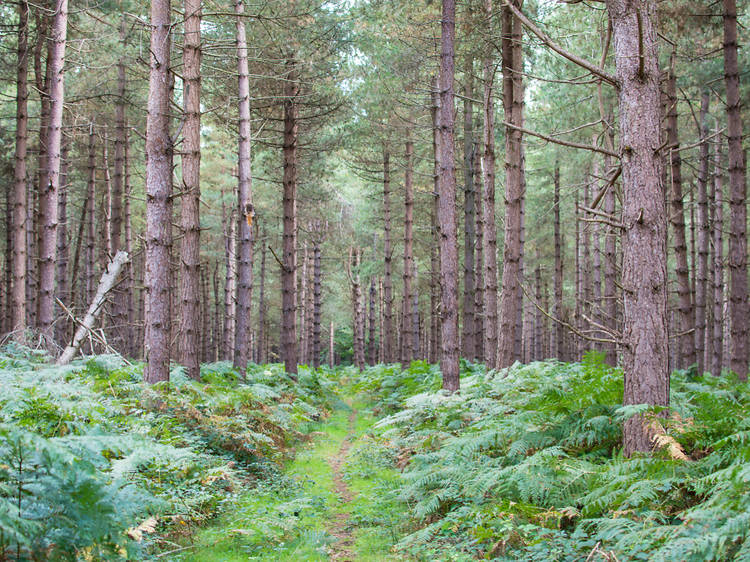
(173, 398, 403, 561)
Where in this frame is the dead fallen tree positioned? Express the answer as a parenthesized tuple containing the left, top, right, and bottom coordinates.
(57, 251, 130, 365)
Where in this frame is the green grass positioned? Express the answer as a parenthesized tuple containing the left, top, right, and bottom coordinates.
(176, 406, 355, 561)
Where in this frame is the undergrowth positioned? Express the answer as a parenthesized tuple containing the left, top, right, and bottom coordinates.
(0, 343, 337, 560)
(357, 354, 750, 561)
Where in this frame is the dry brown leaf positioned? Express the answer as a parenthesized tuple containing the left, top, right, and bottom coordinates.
(127, 516, 158, 541)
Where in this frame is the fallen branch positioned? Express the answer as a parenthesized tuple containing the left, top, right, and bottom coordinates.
(57, 251, 130, 365)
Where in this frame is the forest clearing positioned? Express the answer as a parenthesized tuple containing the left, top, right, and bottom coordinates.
(0, 0, 748, 559)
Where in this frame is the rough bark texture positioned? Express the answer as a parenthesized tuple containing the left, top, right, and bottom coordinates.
(723, 0, 748, 379)
(382, 148, 394, 363)
(85, 124, 97, 315)
(497, 0, 524, 368)
(143, 0, 173, 383)
(223, 206, 236, 359)
(711, 133, 724, 376)
(313, 237, 322, 368)
(12, 0, 29, 339)
(462, 55, 476, 359)
(482, 0, 498, 369)
(402, 136, 415, 363)
(607, 0, 669, 455)
(180, 0, 202, 379)
(281, 59, 300, 376)
(603, 144, 618, 365)
(666, 64, 695, 368)
(695, 92, 710, 374)
(473, 139, 484, 362)
(55, 140, 69, 344)
(437, 0, 460, 391)
(552, 162, 565, 361)
(368, 278, 376, 366)
(257, 233, 267, 364)
(349, 249, 365, 371)
(429, 87, 441, 365)
(37, 0, 68, 341)
(234, 0, 254, 371)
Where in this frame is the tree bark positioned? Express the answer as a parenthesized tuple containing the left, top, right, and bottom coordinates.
(603, 137, 618, 365)
(12, 0, 29, 339)
(368, 277, 376, 365)
(497, 0, 525, 368)
(55, 138, 69, 344)
(382, 147, 394, 363)
(462, 54, 476, 359)
(723, 0, 748, 379)
(695, 92, 710, 375)
(666, 61, 695, 368)
(223, 205, 236, 359)
(348, 248, 365, 371)
(437, 0, 460, 391)
(553, 167, 564, 360)
(402, 135, 415, 363)
(281, 59, 299, 376)
(473, 139, 484, 362)
(312, 236, 321, 367)
(606, 0, 669, 455)
(481, 0, 498, 369)
(712, 132, 725, 376)
(85, 123, 97, 314)
(37, 0, 68, 341)
(143, 0, 173, 383)
(179, 0, 202, 379)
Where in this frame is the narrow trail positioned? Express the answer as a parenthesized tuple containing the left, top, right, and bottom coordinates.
(326, 408, 358, 561)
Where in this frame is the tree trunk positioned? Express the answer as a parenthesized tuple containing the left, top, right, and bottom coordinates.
(402, 135, 415, 363)
(553, 164, 563, 359)
(497, 0, 524, 368)
(312, 237, 321, 368)
(223, 205, 236, 359)
(329, 321, 335, 366)
(368, 277, 376, 365)
(607, 0, 669, 455)
(534, 261, 543, 360)
(723, 0, 748, 379)
(382, 147, 394, 363)
(281, 59, 299, 376)
(473, 138, 484, 362)
(179, 0, 202, 378)
(695, 92, 710, 374)
(85, 123, 97, 314)
(603, 142, 618, 365)
(712, 132, 725, 376)
(437, 0, 460, 391)
(481, 0, 498, 370)
(37, 0, 68, 341)
(348, 248, 365, 371)
(256, 231, 267, 364)
(12, 0, 29, 339)
(591, 149, 602, 342)
(123, 125, 135, 357)
(665, 61, 694, 369)
(55, 139, 69, 344)
(462, 54, 476, 359)
(143, 0, 173, 383)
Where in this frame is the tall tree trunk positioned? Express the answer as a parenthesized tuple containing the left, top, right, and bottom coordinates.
(402, 135, 415, 363)
(534, 260, 542, 360)
(312, 237, 321, 368)
(666, 60, 695, 368)
(603, 142, 618, 365)
(233, 0, 254, 371)
(695, 92, 710, 375)
(298, 244, 308, 362)
(85, 123, 97, 312)
(12, 0, 29, 339)
(481, 0, 498, 369)
(223, 205, 236, 359)
(382, 147, 394, 363)
(55, 139, 69, 344)
(606, 0, 669, 455)
(437, 0, 460, 391)
(723, 0, 748, 379)
(553, 163, 563, 359)
(143, 0, 173, 383)
(281, 59, 299, 376)
(462, 55, 476, 359)
(473, 139, 484, 362)
(329, 321, 335, 366)
(497, 0, 524, 368)
(712, 132, 725, 376)
(37, 0, 68, 341)
(368, 277, 376, 365)
(256, 231, 267, 364)
(348, 248, 365, 371)
(179, 0, 202, 378)
(123, 125, 135, 357)
(591, 150, 602, 341)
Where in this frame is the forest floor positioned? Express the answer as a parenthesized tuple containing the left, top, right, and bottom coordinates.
(175, 394, 404, 561)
